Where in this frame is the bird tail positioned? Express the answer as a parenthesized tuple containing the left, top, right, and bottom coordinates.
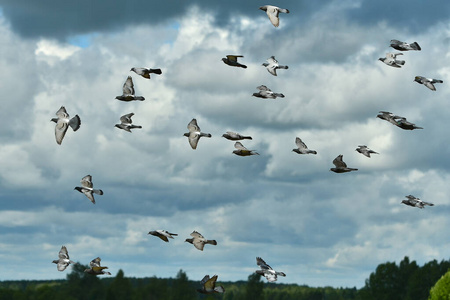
(130, 125, 142, 129)
(69, 115, 81, 131)
(168, 232, 178, 236)
(201, 133, 212, 138)
(240, 64, 248, 69)
(309, 150, 318, 154)
(410, 42, 421, 51)
(276, 272, 286, 277)
(215, 286, 225, 293)
(243, 136, 252, 140)
(93, 189, 103, 195)
(279, 65, 289, 69)
(149, 68, 162, 75)
(434, 79, 444, 83)
(134, 96, 145, 101)
(206, 240, 217, 245)
(279, 8, 289, 13)
(273, 93, 285, 98)
(396, 60, 405, 65)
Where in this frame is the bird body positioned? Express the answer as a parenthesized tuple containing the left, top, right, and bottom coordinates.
(401, 195, 434, 209)
(330, 155, 358, 173)
(115, 113, 142, 132)
(222, 55, 247, 68)
(74, 175, 103, 204)
(259, 5, 289, 27)
(52, 246, 76, 271)
(233, 142, 259, 156)
(292, 137, 317, 154)
(183, 119, 211, 149)
(51, 106, 81, 145)
(414, 76, 443, 91)
(148, 230, 178, 242)
(84, 257, 111, 275)
(185, 231, 217, 251)
(378, 53, 405, 68)
(197, 275, 225, 294)
(115, 76, 145, 101)
(356, 145, 378, 158)
(252, 85, 284, 99)
(255, 257, 286, 282)
(222, 131, 252, 141)
(390, 39, 421, 51)
(130, 67, 162, 79)
(262, 56, 288, 76)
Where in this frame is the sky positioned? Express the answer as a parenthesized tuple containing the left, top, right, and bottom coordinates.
(0, 0, 449, 288)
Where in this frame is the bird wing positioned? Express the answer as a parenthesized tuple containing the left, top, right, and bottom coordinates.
(204, 275, 218, 291)
(81, 175, 93, 189)
(123, 76, 135, 95)
(266, 7, 280, 27)
(333, 155, 347, 168)
(226, 55, 243, 62)
(90, 257, 102, 268)
(257, 85, 271, 91)
(256, 257, 273, 270)
(188, 132, 200, 149)
(295, 137, 308, 150)
(190, 231, 204, 239)
(59, 246, 69, 259)
(120, 113, 134, 124)
(55, 106, 69, 118)
(200, 275, 210, 285)
(55, 119, 69, 145)
(234, 142, 247, 150)
(187, 119, 200, 132)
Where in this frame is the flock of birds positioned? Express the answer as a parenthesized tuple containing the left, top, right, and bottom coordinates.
(49, 4, 443, 293)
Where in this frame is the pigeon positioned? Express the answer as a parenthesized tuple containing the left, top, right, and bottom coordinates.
(74, 175, 103, 204)
(356, 145, 378, 158)
(222, 131, 252, 141)
(148, 230, 178, 242)
(292, 137, 317, 155)
(130, 67, 162, 79)
(52, 246, 77, 272)
(376, 111, 399, 126)
(401, 195, 434, 209)
(259, 5, 289, 27)
(51, 106, 81, 145)
(262, 56, 288, 76)
(183, 119, 212, 150)
(390, 39, 421, 51)
(414, 76, 443, 91)
(115, 113, 142, 132)
(378, 53, 405, 68)
(255, 257, 286, 282)
(222, 55, 247, 68)
(84, 257, 111, 275)
(115, 76, 145, 101)
(197, 275, 225, 294)
(393, 116, 423, 130)
(252, 85, 284, 99)
(233, 142, 259, 156)
(330, 155, 358, 173)
(185, 231, 217, 251)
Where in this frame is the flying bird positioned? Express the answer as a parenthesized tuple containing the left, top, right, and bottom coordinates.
(262, 56, 288, 76)
(115, 76, 145, 101)
(356, 145, 378, 158)
(255, 257, 286, 282)
(183, 119, 212, 150)
(252, 85, 284, 99)
(51, 106, 81, 145)
(185, 231, 217, 251)
(197, 275, 225, 294)
(330, 155, 358, 173)
(376, 111, 399, 126)
(414, 76, 443, 91)
(401, 195, 434, 209)
(292, 137, 317, 155)
(74, 175, 103, 204)
(130, 67, 162, 79)
(233, 142, 259, 156)
(222, 131, 252, 141)
(115, 113, 142, 132)
(259, 5, 289, 27)
(52, 246, 77, 272)
(376, 111, 422, 130)
(84, 257, 111, 275)
(222, 55, 247, 68)
(390, 39, 421, 51)
(378, 53, 405, 68)
(148, 230, 178, 242)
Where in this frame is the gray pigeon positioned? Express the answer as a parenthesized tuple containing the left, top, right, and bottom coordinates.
(52, 246, 77, 272)
(414, 76, 443, 91)
(197, 275, 225, 294)
(330, 155, 358, 173)
(74, 175, 103, 204)
(378, 53, 405, 68)
(390, 39, 421, 51)
(376, 111, 399, 126)
(222, 55, 247, 68)
(183, 119, 212, 150)
(401, 195, 434, 209)
(255, 257, 286, 282)
(115, 76, 145, 101)
(84, 257, 111, 275)
(51, 106, 81, 145)
(262, 56, 288, 76)
(252, 85, 284, 99)
(233, 142, 259, 156)
(356, 145, 378, 158)
(393, 116, 423, 130)
(222, 131, 252, 141)
(259, 5, 289, 27)
(115, 113, 142, 132)
(148, 230, 178, 242)
(185, 231, 217, 251)
(130, 67, 162, 79)
(292, 137, 317, 155)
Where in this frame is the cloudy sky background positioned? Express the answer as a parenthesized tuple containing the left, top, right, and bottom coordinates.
(0, 0, 449, 288)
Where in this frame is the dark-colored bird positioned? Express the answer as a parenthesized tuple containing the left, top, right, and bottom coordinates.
(51, 106, 81, 145)
(115, 76, 145, 101)
(74, 175, 103, 204)
(330, 155, 358, 173)
(255, 257, 286, 282)
(130, 67, 162, 79)
(183, 119, 211, 149)
(394, 116, 423, 130)
(390, 39, 421, 51)
(222, 131, 252, 141)
(52, 246, 77, 271)
(401, 195, 434, 209)
(185, 231, 217, 251)
(222, 55, 247, 68)
(115, 113, 142, 132)
(197, 275, 225, 294)
(148, 230, 178, 242)
(233, 142, 259, 156)
(84, 257, 111, 275)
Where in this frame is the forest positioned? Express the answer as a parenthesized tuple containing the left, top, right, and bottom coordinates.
(0, 256, 449, 300)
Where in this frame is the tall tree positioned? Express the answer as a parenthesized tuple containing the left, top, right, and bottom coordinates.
(245, 273, 264, 300)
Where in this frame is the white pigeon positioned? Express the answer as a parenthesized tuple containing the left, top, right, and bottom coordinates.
(233, 142, 259, 156)
(52, 246, 77, 271)
(330, 155, 358, 173)
(115, 76, 145, 101)
(222, 131, 252, 141)
(51, 106, 81, 145)
(74, 175, 103, 204)
(356, 145, 378, 158)
(130, 67, 162, 79)
(115, 113, 142, 132)
(252, 85, 284, 99)
(262, 56, 288, 76)
(255, 257, 286, 282)
(197, 275, 225, 294)
(185, 231, 217, 251)
(414, 76, 443, 91)
(401, 195, 434, 209)
(292, 137, 317, 155)
(390, 39, 421, 51)
(259, 5, 290, 27)
(148, 230, 178, 242)
(378, 53, 405, 68)
(183, 119, 212, 150)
